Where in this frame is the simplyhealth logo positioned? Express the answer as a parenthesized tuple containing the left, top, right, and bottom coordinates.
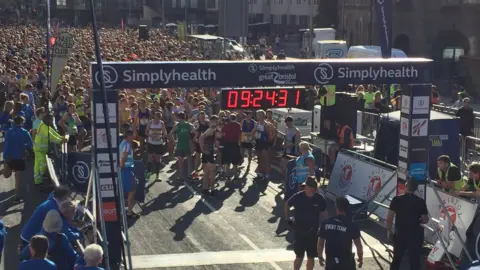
(95, 65, 217, 88)
(313, 63, 419, 84)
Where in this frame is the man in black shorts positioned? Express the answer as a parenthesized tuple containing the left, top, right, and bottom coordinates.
(284, 176, 328, 270)
(222, 114, 242, 182)
(4, 116, 34, 202)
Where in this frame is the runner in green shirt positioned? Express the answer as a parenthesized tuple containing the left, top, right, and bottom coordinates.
(169, 111, 194, 182)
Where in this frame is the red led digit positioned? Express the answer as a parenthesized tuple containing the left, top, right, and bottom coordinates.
(227, 91, 238, 108)
(295, 90, 300, 105)
(240, 90, 251, 108)
(278, 89, 288, 107)
(252, 90, 264, 107)
(265, 90, 275, 106)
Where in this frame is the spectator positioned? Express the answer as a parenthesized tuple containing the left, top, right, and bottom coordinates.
(436, 155, 462, 190)
(58, 200, 82, 243)
(387, 179, 429, 270)
(21, 186, 70, 245)
(454, 162, 480, 198)
(456, 97, 475, 138)
(0, 219, 6, 264)
(18, 235, 56, 270)
(20, 210, 78, 270)
(75, 244, 104, 270)
(3, 115, 33, 202)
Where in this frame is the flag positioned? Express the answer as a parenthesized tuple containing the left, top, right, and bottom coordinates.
(121, 19, 124, 31)
(375, 0, 393, 58)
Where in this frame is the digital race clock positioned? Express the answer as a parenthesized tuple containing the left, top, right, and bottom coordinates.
(220, 87, 306, 109)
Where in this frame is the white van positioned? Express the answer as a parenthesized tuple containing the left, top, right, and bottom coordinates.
(301, 28, 336, 52)
(315, 40, 348, 59)
(347, 45, 408, 58)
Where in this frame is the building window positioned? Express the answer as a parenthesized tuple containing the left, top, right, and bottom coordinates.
(56, 0, 66, 7)
(206, 0, 217, 9)
(296, 15, 300, 25)
(297, 0, 301, 4)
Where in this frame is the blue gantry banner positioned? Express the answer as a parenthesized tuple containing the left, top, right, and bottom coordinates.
(91, 59, 433, 89)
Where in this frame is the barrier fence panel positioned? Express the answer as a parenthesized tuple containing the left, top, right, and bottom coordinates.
(464, 136, 480, 172)
(357, 111, 380, 140)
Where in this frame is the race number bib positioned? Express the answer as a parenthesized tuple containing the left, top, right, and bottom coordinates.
(242, 133, 252, 142)
(140, 118, 148, 125)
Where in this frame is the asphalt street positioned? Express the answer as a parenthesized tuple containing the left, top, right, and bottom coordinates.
(125, 158, 399, 270)
(0, 149, 427, 269)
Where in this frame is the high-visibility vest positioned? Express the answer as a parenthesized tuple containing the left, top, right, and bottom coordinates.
(364, 92, 375, 108)
(390, 85, 396, 97)
(437, 163, 464, 190)
(319, 85, 336, 106)
(337, 125, 354, 149)
(33, 122, 63, 152)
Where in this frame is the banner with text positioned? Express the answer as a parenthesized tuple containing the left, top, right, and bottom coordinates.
(375, 0, 393, 58)
(327, 151, 397, 220)
(424, 186, 477, 258)
(397, 85, 432, 196)
(51, 32, 74, 93)
(91, 60, 433, 89)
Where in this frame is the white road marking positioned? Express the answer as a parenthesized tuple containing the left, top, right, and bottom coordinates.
(184, 182, 217, 212)
(130, 245, 391, 269)
(239, 234, 283, 270)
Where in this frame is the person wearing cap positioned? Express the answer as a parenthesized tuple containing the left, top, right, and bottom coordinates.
(294, 142, 315, 191)
(387, 179, 429, 270)
(20, 210, 78, 269)
(3, 115, 33, 202)
(317, 196, 363, 269)
(284, 176, 327, 270)
(18, 235, 56, 270)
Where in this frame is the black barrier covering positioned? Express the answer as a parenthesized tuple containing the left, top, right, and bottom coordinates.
(91, 59, 433, 89)
(134, 161, 146, 203)
(67, 152, 91, 193)
(285, 159, 298, 201)
(397, 84, 431, 194)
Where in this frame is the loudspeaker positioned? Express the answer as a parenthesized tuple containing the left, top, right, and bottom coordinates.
(139, 25, 149, 40)
(319, 92, 358, 139)
(334, 92, 358, 138)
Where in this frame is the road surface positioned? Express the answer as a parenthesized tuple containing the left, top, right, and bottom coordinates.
(0, 150, 428, 269)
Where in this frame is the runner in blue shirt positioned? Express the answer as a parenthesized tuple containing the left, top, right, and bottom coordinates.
(119, 130, 139, 219)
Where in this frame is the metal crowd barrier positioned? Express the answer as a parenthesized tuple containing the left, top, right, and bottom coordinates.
(432, 104, 480, 138)
(356, 111, 380, 140)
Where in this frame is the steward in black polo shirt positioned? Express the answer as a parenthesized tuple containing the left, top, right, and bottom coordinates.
(317, 196, 363, 270)
(284, 176, 327, 270)
(387, 179, 429, 270)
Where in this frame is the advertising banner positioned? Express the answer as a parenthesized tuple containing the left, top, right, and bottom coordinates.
(375, 0, 393, 58)
(51, 32, 74, 93)
(67, 152, 91, 193)
(327, 151, 396, 220)
(396, 85, 432, 196)
(91, 59, 433, 89)
(92, 90, 120, 222)
(425, 186, 477, 258)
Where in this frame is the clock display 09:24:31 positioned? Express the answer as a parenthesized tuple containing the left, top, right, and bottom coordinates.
(221, 88, 305, 109)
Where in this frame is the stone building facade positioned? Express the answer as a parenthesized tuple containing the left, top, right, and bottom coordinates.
(338, 0, 480, 97)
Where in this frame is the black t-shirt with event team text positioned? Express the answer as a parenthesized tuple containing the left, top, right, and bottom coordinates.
(318, 214, 360, 267)
(390, 193, 428, 239)
(288, 191, 327, 230)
